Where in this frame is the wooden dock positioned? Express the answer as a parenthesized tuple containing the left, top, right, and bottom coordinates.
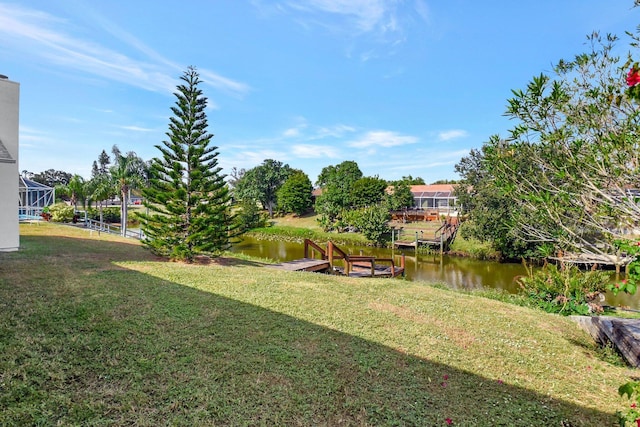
(393, 221, 459, 253)
(268, 258, 330, 273)
(268, 239, 404, 278)
(548, 253, 634, 274)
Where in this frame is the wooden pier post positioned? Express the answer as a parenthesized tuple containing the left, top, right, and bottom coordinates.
(328, 241, 334, 272)
(415, 232, 419, 252)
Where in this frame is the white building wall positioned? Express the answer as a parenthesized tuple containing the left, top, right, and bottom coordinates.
(0, 77, 19, 251)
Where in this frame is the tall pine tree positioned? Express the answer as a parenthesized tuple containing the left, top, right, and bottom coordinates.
(141, 67, 232, 261)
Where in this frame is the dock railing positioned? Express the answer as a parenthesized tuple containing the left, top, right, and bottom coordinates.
(304, 239, 327, 260)
(327, 241, 405, 277)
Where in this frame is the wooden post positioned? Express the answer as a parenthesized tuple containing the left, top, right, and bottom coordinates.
(304, 239, 309, 258)
(400, 253, 405, 277)
(328, 241, 334, 272)
(415, 231, 419, 252)
(391, 227, 395, 247)
(440, 232, 444, 256)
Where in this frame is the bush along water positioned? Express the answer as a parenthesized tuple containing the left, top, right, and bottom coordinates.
(610, 238, 640, 426)
(517, 263, 610, 316)
(618, 381, 640, 427)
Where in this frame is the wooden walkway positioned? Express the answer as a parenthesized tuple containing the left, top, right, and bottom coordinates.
(548, 253, 634, 274)
(268, 239, 404, 278)
(268, 258, 330, 273)
(393, 221, 459, 252)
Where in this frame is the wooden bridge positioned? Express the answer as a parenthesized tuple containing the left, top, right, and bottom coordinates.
(393, 221, 459, 253)
(269, 239, 405, 278)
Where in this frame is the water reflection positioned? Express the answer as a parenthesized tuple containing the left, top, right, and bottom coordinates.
(230, 236, 640, 309)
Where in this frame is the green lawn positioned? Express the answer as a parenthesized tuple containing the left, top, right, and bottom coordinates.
(0, 223, 634, 425)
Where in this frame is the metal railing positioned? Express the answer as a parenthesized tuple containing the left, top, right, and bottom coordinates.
(85, 219, 143, 240)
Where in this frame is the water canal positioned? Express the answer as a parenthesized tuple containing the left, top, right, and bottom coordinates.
(230, 236, 640, 309)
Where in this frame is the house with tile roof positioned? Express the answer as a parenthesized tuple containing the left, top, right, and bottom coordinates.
(409, 184, 458, 213)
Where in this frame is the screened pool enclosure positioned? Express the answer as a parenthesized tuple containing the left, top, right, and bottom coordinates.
(18, 176, 54, 219)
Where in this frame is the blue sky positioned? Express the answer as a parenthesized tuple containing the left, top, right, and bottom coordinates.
(2, 1, 639, 184)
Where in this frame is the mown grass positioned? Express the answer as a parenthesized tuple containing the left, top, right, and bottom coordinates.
(0, 223, 636, 425)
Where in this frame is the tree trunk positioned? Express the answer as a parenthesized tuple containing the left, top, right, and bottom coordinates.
(121, 187, 128, 237)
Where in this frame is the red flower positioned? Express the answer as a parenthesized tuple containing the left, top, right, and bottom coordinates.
(628, 67, 640, 87)
(497, 379, 504, 385)
(632, 402, 637, 408)
(445, 418, 453, 425)
(443, 374, 449, 380)
(441, 382, 447, 387)
(636, 418, 640, 427)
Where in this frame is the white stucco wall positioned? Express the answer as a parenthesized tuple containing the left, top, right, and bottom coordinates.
(0, 77, 19, 252)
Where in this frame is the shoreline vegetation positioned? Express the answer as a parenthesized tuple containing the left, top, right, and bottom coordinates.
(247, 213, 502, 260)
(0, 222, 635, 425)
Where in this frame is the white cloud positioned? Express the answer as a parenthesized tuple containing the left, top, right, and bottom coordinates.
(118, 125, 155, 132)
(312, 124, 356, 139)
(0, 3, 250, 96)
(232, 149, 287, 165)
(348, 130, 418, 148)
(438, 129, 468, 141)
(414, 0, 430, 23)
(296, 0, 387, 32)
(292, 144, 340, 158)
(283, 127, 302, 138)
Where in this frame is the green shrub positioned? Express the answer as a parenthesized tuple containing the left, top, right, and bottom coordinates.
(517, 264, 610, 316)
(235, 200, 268, 232)
(49, 203, 75, 223)
(86, 207, 121, 224)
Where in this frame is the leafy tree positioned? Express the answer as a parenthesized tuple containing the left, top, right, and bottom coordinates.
(315, 161, 363, 228)
(110, 145, 147, 236)
(341, 204, 391, 245)
(386, 180, 415, 211)
(316, 160, 362, 202)
(277, 170, 313, 216)
(460, 31, 640, 258)
(141, 66, 233, 261)
(235, 159, 292, 217)
(350, 176, 387, 208)
(234, 199, 267, 233)
(399, 175, 425, 185)
(227, 167, 245, 191)
(30, 169, 72, 187)
(455, 146, 541, 260)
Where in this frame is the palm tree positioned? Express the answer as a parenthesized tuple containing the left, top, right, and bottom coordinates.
(110, 145, 147, 237)
(67, 174, 85, 211)
(89, 174, 116, 228)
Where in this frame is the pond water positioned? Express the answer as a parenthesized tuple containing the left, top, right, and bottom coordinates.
(230, 236, 640, 309)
